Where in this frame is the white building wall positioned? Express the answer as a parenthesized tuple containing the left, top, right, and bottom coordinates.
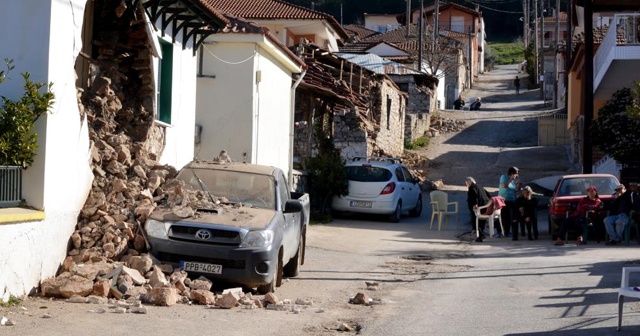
(0, 0, 93, 300)
(254, 48, 294, 174)
(367, 44, 409, 57)
(156, 34, 198, 170)
(195, 42, 255, 162)
(364, 15, 402, 33)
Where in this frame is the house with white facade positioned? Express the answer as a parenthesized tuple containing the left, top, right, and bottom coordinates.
(364, 13, 403, 33)
(195, 14, 305, 175)
(205, 0, 349, 52)
(0, 0, 228, 300)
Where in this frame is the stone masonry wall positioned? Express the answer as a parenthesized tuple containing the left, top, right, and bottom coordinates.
(333, 111, 368, 159)
(369, 79, 405, 157)
(405, 112, 431, 142)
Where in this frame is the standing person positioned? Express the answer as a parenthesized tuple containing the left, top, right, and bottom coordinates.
(604, 183, 634, 245)
(514, 76, 521, 95)
(453, 95, 465, 110)
(498, 167, 520, 239)
(466, 177, 491, 242)
(554, 185, 602, 246)
(516, 186, 539, 240)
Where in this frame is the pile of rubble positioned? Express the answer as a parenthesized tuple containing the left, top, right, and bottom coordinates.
(427, 116, 467, 136)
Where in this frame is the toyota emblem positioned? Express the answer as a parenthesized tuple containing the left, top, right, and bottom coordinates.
(195, 229, 211, 240)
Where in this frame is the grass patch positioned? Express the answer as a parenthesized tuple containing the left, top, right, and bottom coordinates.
(488, 42, 525, 65)
(0, 295, 22, 307)
(404, 136, 430, 150)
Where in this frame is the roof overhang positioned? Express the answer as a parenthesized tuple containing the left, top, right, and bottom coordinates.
(126, 0, 229, 54)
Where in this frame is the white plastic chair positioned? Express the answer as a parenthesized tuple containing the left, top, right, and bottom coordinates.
(474, 197, 505, 238)
(429, 190, 459, 231)
(618, 266, 640, 331)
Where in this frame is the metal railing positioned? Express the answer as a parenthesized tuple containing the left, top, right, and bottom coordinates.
(0, 166, 22, 207)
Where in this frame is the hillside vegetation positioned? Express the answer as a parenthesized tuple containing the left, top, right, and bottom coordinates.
(487, 42, 525, 65)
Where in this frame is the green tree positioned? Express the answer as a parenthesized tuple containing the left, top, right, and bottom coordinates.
(0, 60, 54, 168)
(523, 41, 537, 86)
(590, 86, 640, 164)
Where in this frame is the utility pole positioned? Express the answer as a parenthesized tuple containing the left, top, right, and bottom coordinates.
(468, 25, 473, 89)
(523, 0, 529, 47)
(434, 0, 440, 51)
(406, 0, 411, 37)
(540, 0, 545, 100)
(553, 0, 559, 108)
(534, 0, 538, 84)
(583, 0, 594, 173)
(340, 2, 343, 25)
(418, 0, 424, 72)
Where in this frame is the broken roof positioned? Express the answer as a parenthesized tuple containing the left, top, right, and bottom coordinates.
(344, 24, 380, 41)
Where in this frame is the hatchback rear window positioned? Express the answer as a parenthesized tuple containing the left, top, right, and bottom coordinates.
(557, 177, 619, 197)
(346, 166, 392, 182)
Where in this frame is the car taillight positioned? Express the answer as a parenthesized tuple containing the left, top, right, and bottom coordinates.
(380, 182, 396, 195)
(551, 202, 572, 216)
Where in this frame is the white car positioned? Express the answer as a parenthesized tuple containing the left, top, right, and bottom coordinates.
(331, 157, 423, 222)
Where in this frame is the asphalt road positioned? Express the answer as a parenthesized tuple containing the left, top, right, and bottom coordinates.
(2, 65, 639, 336)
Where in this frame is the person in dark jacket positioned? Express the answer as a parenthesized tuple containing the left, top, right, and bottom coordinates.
(515, 186, 539, 240)
(466, 176, 491, 242)
(604, 183, 635, 245)
(453, 95, 465, 110)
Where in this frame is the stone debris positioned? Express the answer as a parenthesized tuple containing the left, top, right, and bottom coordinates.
(338, 322, 352, 332)
(350, 292, 371, 305)
(429, 116, 467, 135)
(0, 316, 15, 326)
(365, 281, 380, 291)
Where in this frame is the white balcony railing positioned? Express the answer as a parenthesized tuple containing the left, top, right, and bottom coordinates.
(595, 13, 640, 81)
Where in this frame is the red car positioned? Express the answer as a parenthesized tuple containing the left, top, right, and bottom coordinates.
(547, 174, 620, 239)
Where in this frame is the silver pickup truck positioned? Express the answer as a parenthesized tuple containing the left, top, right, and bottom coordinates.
(143, 161, 310, 293)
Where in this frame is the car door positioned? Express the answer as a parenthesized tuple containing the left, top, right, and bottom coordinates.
(401, 166, 420, 209)
(394, 166, 411, 211)
(278, 172, 298, 260)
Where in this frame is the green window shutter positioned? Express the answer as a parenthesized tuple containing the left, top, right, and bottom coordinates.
(158, 40, 173, 124)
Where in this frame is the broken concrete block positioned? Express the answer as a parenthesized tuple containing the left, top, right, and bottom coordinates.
(216, 291, 240, 309)
(190, 289, 216, 305)
(59, 275, 94, 298)
(121, 266, 146, 286)
(148, 265, 169, 288)
(146, 287, 178, 306)
(130, 307, 148, 314)
(221, 287, 243, 297)
(127, 255, 153, 276)
(189, 276, 212, 291)
(264, 292, 279, 305)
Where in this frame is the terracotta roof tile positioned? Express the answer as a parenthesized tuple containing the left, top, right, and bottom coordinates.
(203, 0, 349, 40)
(344, 25, 380, 41)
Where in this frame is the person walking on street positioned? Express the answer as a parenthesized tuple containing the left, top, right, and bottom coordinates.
(466, 177, 491, 242)
(453, 95, 465, 110)
(514, 76, 521, 95)
(498, 167, 521, 239)
(604, 183, 636, 245)
(516, 186, 539, 240)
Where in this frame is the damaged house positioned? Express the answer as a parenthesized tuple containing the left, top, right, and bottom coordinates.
(293, 43, 407, 163)
(0, 0, 230, 300)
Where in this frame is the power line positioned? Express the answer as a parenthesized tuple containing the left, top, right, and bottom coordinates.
(464, 0, 524, 14)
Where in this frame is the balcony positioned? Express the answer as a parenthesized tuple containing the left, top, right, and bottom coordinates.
(594, 13, 640, 100)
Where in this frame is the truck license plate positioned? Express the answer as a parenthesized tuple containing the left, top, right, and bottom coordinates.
(180, 261, 223, 274)
(350, 201, 372, 208)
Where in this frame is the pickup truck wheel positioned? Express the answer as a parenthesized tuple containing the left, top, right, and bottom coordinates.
(257, 254, 283, 294)
(409, 195, 423, 217)
(283, 229, 306, 278)
(389, 201, 402, 223)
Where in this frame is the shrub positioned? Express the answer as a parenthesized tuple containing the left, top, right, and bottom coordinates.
(0, 59, 54, 168)
(404, 136, 430, 150)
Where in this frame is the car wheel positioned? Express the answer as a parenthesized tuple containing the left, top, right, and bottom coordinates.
(283, 229, 305, 278)
(389, 201, 402, 223)
(257, 251, 283, 294)
(409, 195, 423, 217)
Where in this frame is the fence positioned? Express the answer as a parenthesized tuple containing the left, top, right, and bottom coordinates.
(0, 166, 22, 207)
(538, 112, 570, 146)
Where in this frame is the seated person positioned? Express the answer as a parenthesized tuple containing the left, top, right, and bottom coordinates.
(469, 97, 482, 111)
(453, 96, 465, 110)
(604, 183, 634, 245)
(554, 185, 602, 246)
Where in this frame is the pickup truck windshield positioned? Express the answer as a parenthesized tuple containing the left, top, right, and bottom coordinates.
(178, 168, 276, 210)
